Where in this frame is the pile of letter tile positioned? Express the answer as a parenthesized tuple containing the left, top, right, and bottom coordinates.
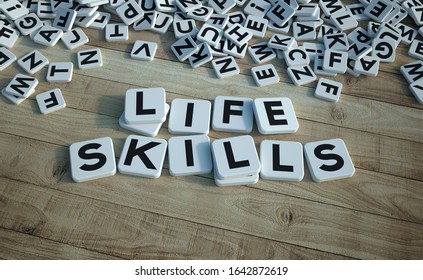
(0, 0, 421, 186)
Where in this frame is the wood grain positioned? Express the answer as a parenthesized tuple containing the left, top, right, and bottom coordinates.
(0, 228, 119, 260)
(0, 132, 422, 259)
(0, 5, 422, 260)
(0, 178, 349, 260)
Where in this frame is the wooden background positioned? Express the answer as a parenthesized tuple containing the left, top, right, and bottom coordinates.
(0, 5, 422, 260)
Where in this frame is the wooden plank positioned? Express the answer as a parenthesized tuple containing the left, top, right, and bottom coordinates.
(0, 133, 422, 259)
(0, 81, 421, 182)
(0, 131, 422, 224)
(0, 178, 349, 260)
(82, 26, 423, 109)
(0, 228, 119, 259)
(3, 38, 422, 142)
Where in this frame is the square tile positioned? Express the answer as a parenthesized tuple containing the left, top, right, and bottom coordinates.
(266, 1, 295, 26)
(61, 28, 89, 49)
(52, 8, 77, 31)
(244, 0, 272, 18)
(260, 140, 304, 181)
(117, 135, 167, 179)
(346, 3, 367, 21)
(400, 60, 423, 83)
(0, 0, 29, 20)
(124, 88, 166, 125)
(315, 77, 343, 102)
(197, 23, 223, 47)
(211, 135, 260, 180)
(284, 46, 310, 67)
(77, 48, 102, 69)
(212, 96, 254, 133)
(116, 0, 144, 25)
(287, 65, 317, 85)
(69, 137, 116, 182)
(46, 62, 73, 82)
(314, 52, 337, 77)
(152, 12, 173, 34)
(189, 42, 213, 68)
(293, 21, 317, 41)
(17, 50, 49, 75)
(304, 138, 355, 182)
(324, 32, 349, 51)
(37, 0, 55, 19)
(0, 24, 19, 48)
(248, 41, 276, 64)
(173, 18, 198, 39)
(168, 135, 213, 176)
(224, 23, 253, 47)
(171, 34, 199, 62)
(4, 73, 38, 98)
(253, 97, 299, 134)
(323, 49, 348, 73)
(119, 104, 169, 137)
(14, 13, 43, 36)
(211, 56, 240, 78)
(105, 23, 129, 42)
(168, 98, 211, 135)
(130, 40, 157, 61)
(354, 56, 380, 76)
(0, 47, 16, 71)
(364, 0, 393, 22)
(251, 64, 280, 87)
(267, 34, 295, 51)
(372, 37, 396, 62)
(331, 10, 358, 31)
(409, 80, 423, 104)
(35, 88, 66, 114)
(33, 25, 63, 47)
(397, 23, 417, 45)
(245, 15, 268, 38)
